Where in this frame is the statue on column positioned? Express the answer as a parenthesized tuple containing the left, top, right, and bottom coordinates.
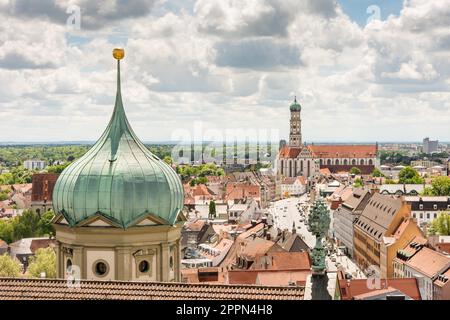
(307, 197, 330, 275)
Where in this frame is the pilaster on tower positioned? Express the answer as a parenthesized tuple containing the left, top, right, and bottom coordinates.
(289, 96, 302, 147)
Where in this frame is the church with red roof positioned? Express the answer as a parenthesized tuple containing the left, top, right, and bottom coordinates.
(276, 98, 378, 179)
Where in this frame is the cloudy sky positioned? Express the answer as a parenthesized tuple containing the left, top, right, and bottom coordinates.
(0, 0, 449, 143)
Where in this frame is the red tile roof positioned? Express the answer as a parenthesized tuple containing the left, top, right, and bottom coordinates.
(404, 247, 450, 278)
(228, 270, 310, 286)
(278, 146, 302, 159)
(192, 184, 214, 197)
(250, 252, 311, 271)
(338, 278, 421, 300)
(0, 278, 304, 300)
(225, 183, 260, 201)
(308, 145, 377, 158)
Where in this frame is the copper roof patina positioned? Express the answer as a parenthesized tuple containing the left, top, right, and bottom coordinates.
(289, 97, 301, 112)
(52, 49, 183, 228)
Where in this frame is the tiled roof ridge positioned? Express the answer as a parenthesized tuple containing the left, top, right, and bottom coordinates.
(0, 276, 303, 290)
(0, 277, 304, 300)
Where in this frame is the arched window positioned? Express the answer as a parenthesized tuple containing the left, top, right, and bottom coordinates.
(352, 159, 356, 165)
(360, 159, 365, 165)
(294, 161, 297, 176)
(300, 160, 304, 172)
(280, 160, 284, 175)
(319, 159, 323, 166)
(368, 159, 373, 165)
(327, 159, 331, 165)
(344, 159, 348, 165)
(335, 159, 340, 165)
(288, 161, 292, 177)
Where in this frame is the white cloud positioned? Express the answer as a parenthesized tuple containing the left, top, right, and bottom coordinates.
(0, 0, 449, 143)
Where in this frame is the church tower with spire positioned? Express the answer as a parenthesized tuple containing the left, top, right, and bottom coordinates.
(52, 49, 185, 282)
(289, 97, 302, 147)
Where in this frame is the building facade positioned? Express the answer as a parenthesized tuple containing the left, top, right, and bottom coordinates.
(52, 49, 185, 283)
(280, 176, 307, 197)
(353, 193, 422, 278)
(23, 160, 46, 171)
(404, 196, 450, 228)
(30, 173, 59, 215)
(423, 137, 438, 154)
(333, 189, 371, 257)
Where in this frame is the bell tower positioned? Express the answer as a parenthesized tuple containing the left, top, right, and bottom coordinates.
(289, 97, 302, 147)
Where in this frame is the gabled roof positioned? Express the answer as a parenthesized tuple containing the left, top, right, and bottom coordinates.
(250, 252, 311, 271)
(354, 193, 404, 241)
(308, 145, 377, 158)
(0, 278, 304, 300)
(278, 146, 302, 159)
(338, 278, 421, 300)
(341, 188, 371, 212)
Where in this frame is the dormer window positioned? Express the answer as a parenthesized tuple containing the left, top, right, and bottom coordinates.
(419, 204, 424, 210)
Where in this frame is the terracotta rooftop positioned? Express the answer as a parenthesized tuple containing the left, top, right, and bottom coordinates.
(338, 278, 421, 300)
(319, 168, 332, 176)
(405, 247, 450, 278)
(250, 252, 311, 271)
(184, 219, 206, 232)
(395, 235, 427, 261)
(192, 184, 215, 197)
(239, 238, 278, 261)
(308, 145, 377, 159)
(282, 176, 306, 185)
(225, 183, 260, 201)
(341, 188, 370, 212)
(227, 270, 309, 287)
(0, 278, 304, 300)
(278, 146, 301, 159)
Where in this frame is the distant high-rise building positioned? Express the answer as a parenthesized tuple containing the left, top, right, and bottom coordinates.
(423, 137, 438, 154)
(23, 160, 46, 171)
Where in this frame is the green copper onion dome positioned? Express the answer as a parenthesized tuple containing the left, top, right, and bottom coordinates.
(290, 96, 301, 112)
(52, 49, 184, 228)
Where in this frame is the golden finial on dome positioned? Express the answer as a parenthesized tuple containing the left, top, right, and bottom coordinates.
(113, 48, 125, 60)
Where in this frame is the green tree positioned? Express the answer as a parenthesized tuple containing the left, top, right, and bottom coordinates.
(27, 247, 56, 278)
(353, 178, 363, 188)
(209, 200, 217, 219)
(0, 220, 14, 244)
(372, 168, 384, 177)
(429, 212, 450, 236)
(398, 166, 424, 184)
(0, 253, 22, 277)
(350, 167, 361, 175)
(12, 210, 41, 241)
(46, 162, 71, 174)
(38, 210, 56, 237)
(429, 176, 450, 196)
(163, 156, 173, 166)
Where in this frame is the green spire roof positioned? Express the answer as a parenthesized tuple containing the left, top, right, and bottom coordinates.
(290, 96, 301, 111)
(52, 50, 184, 228)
